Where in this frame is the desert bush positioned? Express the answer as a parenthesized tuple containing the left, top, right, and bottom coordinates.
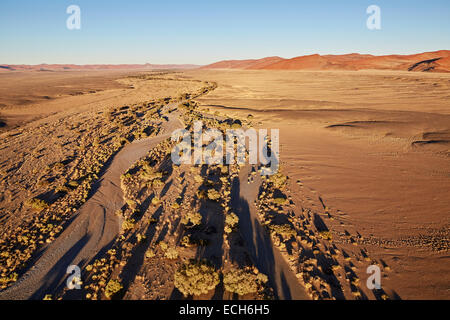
(126, 199, 137, 210)
(225, 213, 239, 228)
(223, 267, 268, 296)
(194, 175, 204, 184)
(37, 179, 50, 188)
(164, 247, 179, 260)
(25, 198, 49, 211)
(151, 197, 160, 206)
(174, 260, 220, 297)
(0, 273, 18, 288)
(136, 233, 146, 243)
(319, 231, 333, 241)
(145, 249, 155, 258)
(55, 185, 70, 194)
(207, 189, 221, 201)
(181, 235, 192, 247)
(148, 217, 158, 224)
(268, 173, 287, 188)
(181, 211, 202, 226)
(140, 164, 163, 181)
(220, 166, 229, 175)
(273, 197, 287, 205)
(67, 180, 79, 189)
(224, 213, 239, 234)
(122, 218, 135, 231)
(269, 224, 296, 240)
(104, 279, 123, 299)
(196, 189, 207, 199)
(159, 241, 168, 251)
(171, 202, 180, 209)
(230, 121, 242, 129)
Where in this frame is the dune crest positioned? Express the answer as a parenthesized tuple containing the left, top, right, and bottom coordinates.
(202, 50, 450, 72)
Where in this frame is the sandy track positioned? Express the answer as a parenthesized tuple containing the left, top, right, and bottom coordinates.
(0, 105, 181, 300)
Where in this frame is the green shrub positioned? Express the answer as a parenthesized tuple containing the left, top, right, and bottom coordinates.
(319, 231, 333, 240)
(151, 197, 160, 206)
(159, 241, 168, 251)
(122, 218, 135, 231)
(67, 180, 79, 188)
(25, 198, 49, 211)
(207, 189, 221, 201)
(126, 199, 137, 209)
(181, 211, 202, 226)
(145, 249, 155, 258)
(104, 279, 123, 299)
(164, 247, 179, 260)
(269, 224, 296, 240)
(273, 197, 287, 205)
(223, 267, 268, 296)
(225, 213, 239, 234)
(174, 260, 220, 297)
(171, 202, 180, 209)
(268, 173, 287, 188)
(140, 164, 163, 181)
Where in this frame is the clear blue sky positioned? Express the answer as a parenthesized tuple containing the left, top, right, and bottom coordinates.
(1, 0, 449, 65)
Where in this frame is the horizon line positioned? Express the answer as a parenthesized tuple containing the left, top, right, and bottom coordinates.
(2, 49, 449, 67)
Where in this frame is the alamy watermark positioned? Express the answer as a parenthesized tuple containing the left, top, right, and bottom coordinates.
(366, 5, 381, 30)
(170, 121, 279, 176)
(66, 265, 82, 290)
(65, 5, 380, 31)
(366, 265, 382, 290)
(66, 5, 81, 30)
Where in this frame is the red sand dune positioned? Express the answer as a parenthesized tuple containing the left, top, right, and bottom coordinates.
(202, 50, 450, 73)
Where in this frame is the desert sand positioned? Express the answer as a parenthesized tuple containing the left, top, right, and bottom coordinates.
(189, 69, 450, 299)
(0, 66, 448, 300)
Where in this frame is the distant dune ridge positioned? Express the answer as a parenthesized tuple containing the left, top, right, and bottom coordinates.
(2, 50, 449, 73)
(0, 63, 200, 72)
(202, 50, 450, 72)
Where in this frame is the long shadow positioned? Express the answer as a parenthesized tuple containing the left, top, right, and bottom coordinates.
(29, 234, 91, 300)
(119, 216, 161, 297)
(160, 179, 173, 198)
(230, 176, 284, 299)
(61, 237, 118, 300)
(280, 272, 292, 300)
(190, 166, 225, 270)
(194, 196, 224, 269)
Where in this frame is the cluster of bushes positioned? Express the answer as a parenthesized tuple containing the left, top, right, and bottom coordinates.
(268, 224, 297, 240)
(122, 218, 135, 231)
(207, 188, 221, 201)
(224, 212, 239, 234)
(223, 267, 268, 296)
(140, 163, 164, 188)
(25, 198, 49, 211)
(267, 173, 287, 189)
(174, 260, 220, 297)
(159, 241, 179, 260)
(174, 261, 268, 298)
(104, 279, 123, 299)
(181, 211, 202, 227)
